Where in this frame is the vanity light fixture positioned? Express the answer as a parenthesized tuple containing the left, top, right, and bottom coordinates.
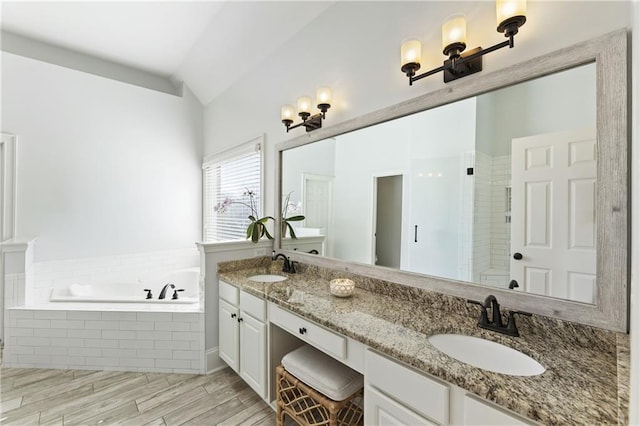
(281, 87, 332, 132)
(401, 0, 526, 85)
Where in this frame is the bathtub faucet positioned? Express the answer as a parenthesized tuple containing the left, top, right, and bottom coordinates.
(159, 283, 175, 299)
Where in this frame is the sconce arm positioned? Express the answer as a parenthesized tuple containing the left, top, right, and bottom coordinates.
(406, 34, 515, 85)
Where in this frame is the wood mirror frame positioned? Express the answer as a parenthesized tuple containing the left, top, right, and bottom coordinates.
(274, 29, 628, 332)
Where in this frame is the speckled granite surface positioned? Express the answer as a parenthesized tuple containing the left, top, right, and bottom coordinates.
(218, 257, 629, 425)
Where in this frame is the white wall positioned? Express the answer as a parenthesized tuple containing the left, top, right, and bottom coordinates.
(1, 52, 204, 262)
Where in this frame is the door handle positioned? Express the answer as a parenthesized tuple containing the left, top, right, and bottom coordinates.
(509, 280, 519, 289)
(513, 252, 523, 260)
(414, 225, 418, 243)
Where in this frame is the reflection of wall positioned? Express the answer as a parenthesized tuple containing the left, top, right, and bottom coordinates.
(476, 63, 596, 156)
(330, 98, 477, 275)
(333, 119, 411, 264)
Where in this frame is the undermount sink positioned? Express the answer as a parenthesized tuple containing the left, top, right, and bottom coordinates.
(247, 274, 288, 283)
(428, 334, 545, 377)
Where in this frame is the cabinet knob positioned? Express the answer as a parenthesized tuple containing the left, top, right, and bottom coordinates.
(513, 252, 523, 260)
(231, 313, 236, 318)
(238, 317, 243, 323)
(299, 327, 307, 335)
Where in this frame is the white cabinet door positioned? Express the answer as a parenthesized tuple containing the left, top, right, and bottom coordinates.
(218, 298, 239, 372)
(365, 387, 436, 426)
(239, 312, 267, 399)
(365, 349, 449, 424)
(463, 394, 534, 425)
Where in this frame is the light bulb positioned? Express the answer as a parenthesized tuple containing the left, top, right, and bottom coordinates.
(316, 87, 332, 106)
(442, 14, 467, 53)
(496, 0, 526, 27)
(281, 105, 294, 122)
(401, 38, 422, 67)
(297, 96, 312, 114)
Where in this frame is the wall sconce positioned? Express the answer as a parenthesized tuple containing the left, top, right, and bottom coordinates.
(281, 87, 332, 132)
(401, 0, 526, 85)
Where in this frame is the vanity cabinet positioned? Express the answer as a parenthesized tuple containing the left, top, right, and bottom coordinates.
(269, 302, 365, 373)
(365, 349, 449, 425)
(365, 349, 536, 426)
(218, 280, 267, 399)
(280, 236, 325, 255)
(219, 279, 538, 424)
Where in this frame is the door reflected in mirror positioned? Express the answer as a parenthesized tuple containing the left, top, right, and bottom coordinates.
(282, 63, 596, 304)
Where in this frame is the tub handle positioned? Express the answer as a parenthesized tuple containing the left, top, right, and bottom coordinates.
(143, 289, 153, 299)
(172, 289, 185, 300)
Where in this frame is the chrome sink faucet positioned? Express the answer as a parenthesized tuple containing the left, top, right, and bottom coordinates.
(159, 283, 175, 299)
(272, 251, 296, 273)
(468, 295, 531, 337)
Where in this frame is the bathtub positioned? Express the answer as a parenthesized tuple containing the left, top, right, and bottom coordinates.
(50, 267, 200, 305)
(5, 253, 205, 373)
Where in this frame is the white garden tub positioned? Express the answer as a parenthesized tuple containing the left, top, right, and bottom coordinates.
(50, 267, 200, 305)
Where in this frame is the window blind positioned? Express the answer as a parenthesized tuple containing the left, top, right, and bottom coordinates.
(203, 139, 262, 242)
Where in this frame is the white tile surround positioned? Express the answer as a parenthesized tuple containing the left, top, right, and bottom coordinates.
(30, 248, 200, 304)
(489, 155, 511, 273)
(473, 151, 492, 283)
(473, 153, 510, 288)
(3, 309, 204, 373)
(3, 247, 205, 373)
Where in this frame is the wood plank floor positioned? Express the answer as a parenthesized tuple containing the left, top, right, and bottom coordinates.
(0, 366, 276, 425)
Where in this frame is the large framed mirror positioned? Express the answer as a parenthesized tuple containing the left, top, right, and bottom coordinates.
(275, 29, 628, 332)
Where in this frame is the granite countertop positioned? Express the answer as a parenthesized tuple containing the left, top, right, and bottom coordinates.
(218, 261, 628, 425)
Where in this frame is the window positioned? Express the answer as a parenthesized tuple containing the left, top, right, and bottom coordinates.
(202, 136, 263, 242)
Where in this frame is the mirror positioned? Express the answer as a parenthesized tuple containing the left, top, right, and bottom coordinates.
(283, 63, 596, 301)
(276, 30, 628, 332)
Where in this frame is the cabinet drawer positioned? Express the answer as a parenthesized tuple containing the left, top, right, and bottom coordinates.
(240, 290, 266, 321)
(365, 349, 449, 425)
(219, 280, 239, 305)
(270, 304, 346, 359)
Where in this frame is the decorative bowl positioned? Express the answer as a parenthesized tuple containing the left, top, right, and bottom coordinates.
(329, 278, 355, 298)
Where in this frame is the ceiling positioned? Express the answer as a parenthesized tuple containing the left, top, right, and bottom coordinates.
(0, 1, 334, 105)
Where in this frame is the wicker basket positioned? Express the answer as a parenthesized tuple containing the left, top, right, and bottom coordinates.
(276, 364, 364, 426)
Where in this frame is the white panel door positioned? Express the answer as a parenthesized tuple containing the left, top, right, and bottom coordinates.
(511, 128, 596, 303)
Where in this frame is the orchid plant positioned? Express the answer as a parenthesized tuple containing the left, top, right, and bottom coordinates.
(281, 191, 305, 239)
(214, 189, 305, 243)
